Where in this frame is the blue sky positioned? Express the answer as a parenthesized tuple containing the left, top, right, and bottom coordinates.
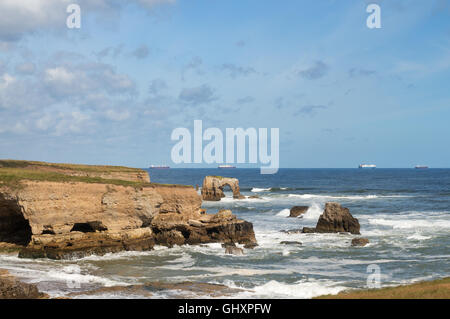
(0, 0, 449, 168)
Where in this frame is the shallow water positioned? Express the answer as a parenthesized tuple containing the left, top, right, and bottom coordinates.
(1, 169, 449, 298)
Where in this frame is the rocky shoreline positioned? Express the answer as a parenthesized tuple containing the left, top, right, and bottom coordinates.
(0, 161, 257, 260)
(0, 269, 48, 299)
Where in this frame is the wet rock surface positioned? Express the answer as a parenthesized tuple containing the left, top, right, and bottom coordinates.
(289, 206, 309, 217)
(0, 269, 48, 299)
(351, 238, 369, 246)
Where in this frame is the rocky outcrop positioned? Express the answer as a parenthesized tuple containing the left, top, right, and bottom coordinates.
(201, 176, 244, 201)
(289, 206, 309, 217)
(0, 269, 48, 299)
(351, 238, 369, 246)
(225, 245, 244, 255)
(151, 209, 257, 248)
(280, 241, 302, 246)
(302, 202, 360, 235)
(0, 162, 257, 259)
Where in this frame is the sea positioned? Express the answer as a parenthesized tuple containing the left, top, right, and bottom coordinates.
(1, 168, 449, 298)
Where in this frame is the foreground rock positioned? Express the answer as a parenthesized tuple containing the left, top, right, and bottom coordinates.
(289, 206, 309, 217)
(0, 269, 48, 299)
(68, 281, 244, 298)
(301, 202, 360, 235)
(281, 228, 303, 234)
(280, 241, 302, 246)
(0, 161, 257, 259)
(201, 176, 244, 201)
(151, 209, 257, 248)
(351, 238, 369, 246)
(225, 246, 244, 255)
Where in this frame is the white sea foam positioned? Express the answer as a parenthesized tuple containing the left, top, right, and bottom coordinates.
(302, 202, 323, 220)
(287, 194, 408, 200)
(407, 233, 432, 241)
(233, 279, 347, 299)
(276, 209, 290, 217)
(251, 187, 271, 192)
(368, 218, 450, 229)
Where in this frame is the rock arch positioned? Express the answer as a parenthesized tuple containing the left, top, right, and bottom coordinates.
(201, 176, 244, 201)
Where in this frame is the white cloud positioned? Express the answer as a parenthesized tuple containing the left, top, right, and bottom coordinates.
(0, 73, 16, 89)
(0, 0, 176, 42)
(105, 109, 130, 121)
(45, 67, 75, 84)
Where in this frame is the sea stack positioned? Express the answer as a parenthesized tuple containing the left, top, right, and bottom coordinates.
(289, 206, 309, 217)
(201, 176, 244, 201)
(302, 202, 360, 235)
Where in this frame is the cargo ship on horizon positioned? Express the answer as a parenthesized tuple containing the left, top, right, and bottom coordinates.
(218, 164, 236, 169)
(149, 165, 170, 169)
(415, 165, 429, 169)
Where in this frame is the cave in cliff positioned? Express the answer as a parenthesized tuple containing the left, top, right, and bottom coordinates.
(0, 194, 32, 246)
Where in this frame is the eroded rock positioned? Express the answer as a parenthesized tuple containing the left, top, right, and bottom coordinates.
(315, 202, 360, 234)
(201, 176, 244, 201)
(289, 206, 309, 218)
(302, 202, 360, 235)
(0, 269, 48, 299)
(225, 246, 244, 255)
(280, 241, 302, 246)
(351, 238, 369, 246)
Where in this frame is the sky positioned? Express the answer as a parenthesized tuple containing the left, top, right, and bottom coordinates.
(0, 0, 449, 168)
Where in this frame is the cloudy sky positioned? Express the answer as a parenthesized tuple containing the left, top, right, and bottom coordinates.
(0, 0, 449, 168)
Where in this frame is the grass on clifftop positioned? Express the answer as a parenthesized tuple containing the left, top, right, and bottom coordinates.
(0, 161, 191, 190)
(0, 159, 145, 173)
(316, 277, 450, 299)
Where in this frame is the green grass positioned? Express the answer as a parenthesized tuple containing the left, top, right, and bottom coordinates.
(316, 277, 450, 299)
(0, 161, 191, 190)
(0, 159, 145, 173)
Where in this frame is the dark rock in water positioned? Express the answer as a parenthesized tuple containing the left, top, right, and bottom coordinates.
(289, 206, 309, 217)
(315, 202, 360, 234)
(281, 228, 303, 234)
(0, 269, 48, 299)
(222, 242, 236, 248)
(301, 227, 316, 233)
(351, 238, 369, 247)
(280, 241, 302, 246)
(248, 195, 260, 199)
(225, 246, 244, 255)
(243, 242, 258, 249)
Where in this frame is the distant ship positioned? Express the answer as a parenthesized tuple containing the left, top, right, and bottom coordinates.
(415, 165, 429, 169)
(149, 165, 170, 169)
(359, 164, 376, 169)
(218, 164, 236, 169)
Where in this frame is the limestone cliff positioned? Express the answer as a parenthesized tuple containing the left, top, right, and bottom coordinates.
(0, 161, 256, 259)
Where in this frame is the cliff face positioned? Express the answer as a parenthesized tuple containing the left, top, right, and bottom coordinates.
(0, 161, 256, 259)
